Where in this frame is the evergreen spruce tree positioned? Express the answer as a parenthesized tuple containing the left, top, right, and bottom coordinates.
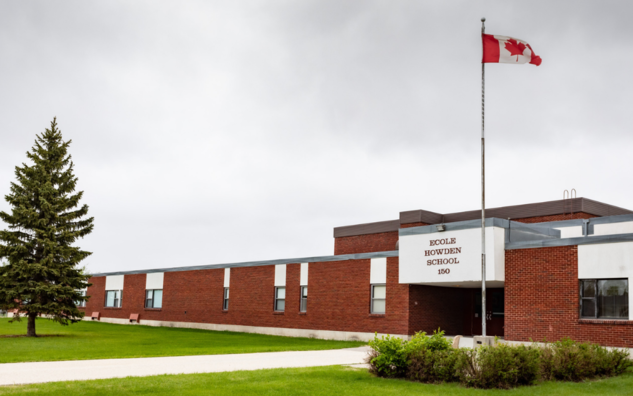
(0, 118, 94, 336)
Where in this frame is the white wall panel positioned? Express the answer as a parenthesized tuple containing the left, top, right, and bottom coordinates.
(370, 258, 387, 284)
(224, 268, 230, 288)
(105, 275, 124, 290)
(578, 242, 633, 279)
(594, 222, 633, 236)
(300, 263, 309, 286)
(555, 226, 583, 238)
(146, 273, 164, 289)
(274, 264, 286, 287)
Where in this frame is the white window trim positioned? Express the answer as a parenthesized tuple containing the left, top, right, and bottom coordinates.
(145, 289, 163, 309)
(300, 286, 307, 313)
(371, 284, 386, 314)
(274, 286, 286, 312)
(105, 290, 122, 308)
(223, 287, 229, 311)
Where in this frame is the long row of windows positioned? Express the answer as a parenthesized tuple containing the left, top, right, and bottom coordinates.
(103, 289, 162, 308)
(92, 277, 632, 320)
(102, 284, 387, 314)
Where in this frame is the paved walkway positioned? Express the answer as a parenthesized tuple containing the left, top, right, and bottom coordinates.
(0, 346, 370, 386)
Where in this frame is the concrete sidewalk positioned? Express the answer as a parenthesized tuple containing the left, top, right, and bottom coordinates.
(0, 346, 370, 386)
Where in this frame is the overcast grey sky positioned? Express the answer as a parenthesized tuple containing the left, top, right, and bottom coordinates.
(1, 1, 632, 274)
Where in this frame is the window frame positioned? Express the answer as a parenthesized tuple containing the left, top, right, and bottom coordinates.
(274, 286, 286, 312)
(580, 278, 629, 320)
(371, 284, 386, 314)
(145, 289, 163, 309)
(300, 286, 307, 313)
(223, 287, 229, 311)
(76, 289, 87, 308)
(105, 290, 122, 308)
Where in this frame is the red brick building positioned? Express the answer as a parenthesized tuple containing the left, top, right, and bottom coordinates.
(82, 198, 633, 347)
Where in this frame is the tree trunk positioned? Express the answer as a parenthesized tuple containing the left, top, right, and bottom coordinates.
(27, 313, 37, 337)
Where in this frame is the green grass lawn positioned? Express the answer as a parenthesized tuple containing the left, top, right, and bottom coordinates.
(1, 366, 632, 395)
(0, 318, 364, 363)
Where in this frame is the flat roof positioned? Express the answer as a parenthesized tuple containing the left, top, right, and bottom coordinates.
(333, 197, 632, 238)
(91, 250, 399, 277)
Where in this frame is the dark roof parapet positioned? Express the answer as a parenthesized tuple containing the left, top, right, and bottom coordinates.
(334, 198, 632, 238)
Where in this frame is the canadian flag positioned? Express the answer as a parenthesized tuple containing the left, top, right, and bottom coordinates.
(482, 34, 542, 66)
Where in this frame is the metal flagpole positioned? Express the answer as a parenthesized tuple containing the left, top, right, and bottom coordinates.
(480, 17, 487, 337)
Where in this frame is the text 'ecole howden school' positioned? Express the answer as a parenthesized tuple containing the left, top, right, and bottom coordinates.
(80, 197, 633, 348)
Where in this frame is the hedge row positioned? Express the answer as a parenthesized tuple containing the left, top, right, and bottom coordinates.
(367, 330, 632, 389)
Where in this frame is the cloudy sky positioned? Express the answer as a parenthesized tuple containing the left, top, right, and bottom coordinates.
(1, 1, 632, 274)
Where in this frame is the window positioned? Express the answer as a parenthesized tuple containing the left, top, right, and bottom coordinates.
(274, 287, 285, 312)
(300, 286, 307, 312)
(371, 285, 386, 314)
(580, 279, 628, 319)
(223, 288, 229, 310)
(105, 290, 122, 308)
(145, 289, 163, 309)
(76, 289, 86, 307)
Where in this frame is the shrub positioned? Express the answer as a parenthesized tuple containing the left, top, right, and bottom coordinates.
(368, 332, 632, 389)
(367, 329, 454, 382)
(540, 337, 632, 382)
(405, 329, 452, 353)
(455, 344, 541, 389)
(406, 348, 462, 383)
(404, 329, 460, 384)
(367, 334, 407, 378)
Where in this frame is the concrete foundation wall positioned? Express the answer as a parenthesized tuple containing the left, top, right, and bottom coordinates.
(87, 316, 409, 342)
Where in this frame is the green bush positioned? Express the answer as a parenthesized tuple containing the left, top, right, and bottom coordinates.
(367, 332, 632, 389)
(540, 337, 632, 382)
(405, 329, 452, 353)
(406, 348, 461, 383)
(367, 334, 407, 378)
(368, 329, 453, 380)
(455, 344, 541, 389)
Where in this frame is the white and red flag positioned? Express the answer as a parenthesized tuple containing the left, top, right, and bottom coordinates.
(482, 34, 542, 66)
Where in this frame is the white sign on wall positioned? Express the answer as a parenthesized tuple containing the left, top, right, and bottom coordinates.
(399, 227, 505, 287)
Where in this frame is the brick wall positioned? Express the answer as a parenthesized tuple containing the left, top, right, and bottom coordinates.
(408, 285, 464, 335)
(334, 231, 398, 255)
(505, 246, 633, 348)
(83, 257, 411, 336)
(86, 276, 105, 312)
(401, 222, 429, 229)
(513, 212, 597, 224)
(333, 222, 431, 255)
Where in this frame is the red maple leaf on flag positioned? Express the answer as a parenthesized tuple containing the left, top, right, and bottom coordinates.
(504, 38, 526, 62)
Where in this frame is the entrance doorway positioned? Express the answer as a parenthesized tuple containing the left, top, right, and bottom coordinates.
(463, 288, 504, 337)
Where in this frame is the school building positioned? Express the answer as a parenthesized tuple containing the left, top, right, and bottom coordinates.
(81, 197, 633, 347)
